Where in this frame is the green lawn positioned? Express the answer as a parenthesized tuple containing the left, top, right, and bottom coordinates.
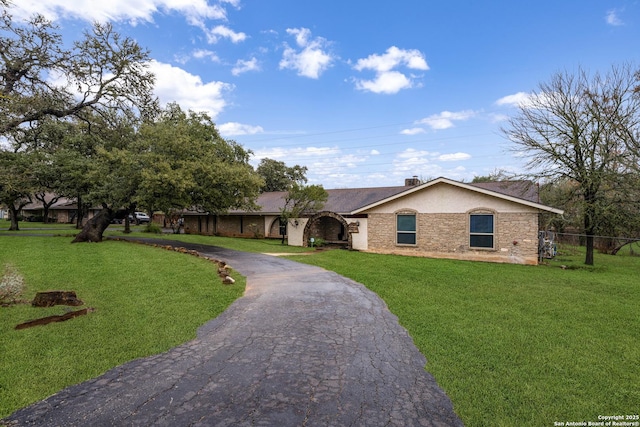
(0, 236, 244, 418)
(0, 221, 77, 233)
(287, 244, 640, 427)
(0, 220, 314, 254)
(107, 230, 315, 254)
(1, 233, 638, 426)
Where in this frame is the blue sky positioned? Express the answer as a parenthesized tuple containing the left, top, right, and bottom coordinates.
(10, 1, 640, 188)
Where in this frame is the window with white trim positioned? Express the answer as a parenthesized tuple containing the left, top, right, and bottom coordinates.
(396, 213, 416, 245)
(469, 213, 494, 248)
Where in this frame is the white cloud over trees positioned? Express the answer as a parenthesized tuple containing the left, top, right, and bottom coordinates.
(149, 60, 232, 120)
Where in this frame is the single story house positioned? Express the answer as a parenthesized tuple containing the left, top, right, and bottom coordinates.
(183, 177, 564, 265)
(19, 196, 81, 223)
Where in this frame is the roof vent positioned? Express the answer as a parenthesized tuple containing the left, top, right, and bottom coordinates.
(405, 176, 420, 186)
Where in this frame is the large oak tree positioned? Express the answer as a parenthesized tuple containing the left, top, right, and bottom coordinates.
(1, 4, 155, 230)
(0, 6, 155, 135)
(71, 105, 264, 242)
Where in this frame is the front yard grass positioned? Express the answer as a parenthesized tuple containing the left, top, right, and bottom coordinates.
(0, 220, 314, 254)
(0, 236, 244, 419)
(1, 232, 638, 426)
(108, 231, 315, 254)
(287, 244, 640, 427)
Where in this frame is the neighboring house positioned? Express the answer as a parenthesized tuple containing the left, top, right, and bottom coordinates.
(20, 196, 79, 223)
(20, 196, 164, 225)
(183, 177, 564, 265)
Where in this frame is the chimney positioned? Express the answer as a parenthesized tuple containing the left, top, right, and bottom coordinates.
(405, 176, 420, 186)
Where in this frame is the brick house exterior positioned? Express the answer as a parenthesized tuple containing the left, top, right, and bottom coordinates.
(183, 177, 563, 265)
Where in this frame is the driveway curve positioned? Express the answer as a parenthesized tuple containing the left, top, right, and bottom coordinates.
(3, 239, 462, 426)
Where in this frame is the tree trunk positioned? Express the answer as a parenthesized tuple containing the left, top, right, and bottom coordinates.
(8, 205, 20, 231)
(611, 239, 639, 255)
(123, 215, 132, 233)
(32, 291, 83, 307)
(72, 207, 114, 243)
(585, 234, 594, 265)
(15, 308, 93, 330)
(42, 205, 50, 224)
(583, 203, 595, 266)
(75, 194, 83, 229)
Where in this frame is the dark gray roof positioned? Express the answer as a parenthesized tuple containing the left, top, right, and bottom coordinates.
(322, 186, 410, 213)
(469, 181, 539, 203)
(237, 185, 409, 215)
(212, 179, 543, 216)
(21, 196, 77, 211)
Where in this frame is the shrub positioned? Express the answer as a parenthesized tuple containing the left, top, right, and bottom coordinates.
(310, 237, 326, 247)
(0, 264, 25, 305)
(144, 223, 162, 234)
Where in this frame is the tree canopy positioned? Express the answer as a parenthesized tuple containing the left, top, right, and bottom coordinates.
(256, 158, 308, 192)
(0, 6, 264, 242)
(70, 104, 263, 242)
(280, 183, 328, 223)
(134, 104, 263, 215)
(0, 6, 156, 135)
(503, 64, 640, 265)
(0, 150, 35, 230)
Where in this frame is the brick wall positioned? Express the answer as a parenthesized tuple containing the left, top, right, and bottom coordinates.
(184, 215, 266, 238)
(367, 212, 539, 264)
(307, 216, 346, 242)
(183, 216, 204, 234)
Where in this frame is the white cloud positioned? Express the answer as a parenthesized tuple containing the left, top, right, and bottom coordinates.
(192, 49, 220, 62)
(391, 149, 440, 177)
(253, 146, 340, 163)
(218, 122, 264, 136)
(400, 127, 426, 135)
(279, 28, 335, 79)
(220, 0, 241, 7)
(10, 0, 226, 25)
(394, 148, 435, 165)
(288, 27, 312, 47)
(389, 148, 471, 182)
(354, 46, 428, 73)
(232, 58, 260, 76)
(606, 9, 624, 26)
(204, 25, 247, 44)
(417, 110, 476, 130)
(496, 91, 558, 110)
(174, 49, 220, 65)
(489, 113, 509, 123)
(438, 152, 471, 162)
(495, 92, 532, 107)
(353, 46, 429, 94)
(370, 149, 380, 155)
(355, 71, 412, 95)
(251, 145, 371, 187)
(149, 60, 232, 120)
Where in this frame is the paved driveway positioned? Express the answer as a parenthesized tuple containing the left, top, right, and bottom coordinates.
(3, 240, 462, 426)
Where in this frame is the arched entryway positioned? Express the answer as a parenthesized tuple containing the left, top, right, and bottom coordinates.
(302, 211, 351, 249)
(268, 217, 284, 238)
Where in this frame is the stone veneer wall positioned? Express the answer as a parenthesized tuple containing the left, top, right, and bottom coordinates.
(306, 216, 346, 242)
(268, 218, 281, 238)
(367, 212, 539, 264)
